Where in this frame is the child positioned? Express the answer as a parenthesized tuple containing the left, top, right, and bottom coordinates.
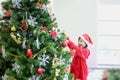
(66, 33, 93, 80)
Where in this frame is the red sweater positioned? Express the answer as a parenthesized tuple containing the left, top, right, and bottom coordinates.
(67, 41, 90, 80)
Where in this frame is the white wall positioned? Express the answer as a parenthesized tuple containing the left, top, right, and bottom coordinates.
(97, 0, 120, 68)
(53, 0, 97, 46)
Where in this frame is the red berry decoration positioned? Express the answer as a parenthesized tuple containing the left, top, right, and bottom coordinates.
(37, 2, 43, 8)
(6, 10, 11, 17)
(62, 42, 67, 47)
(37, 68, 44, 74)
(26, 48, 33, 58)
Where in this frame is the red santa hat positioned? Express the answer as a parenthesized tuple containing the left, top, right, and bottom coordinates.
(80, 33, 93, 45)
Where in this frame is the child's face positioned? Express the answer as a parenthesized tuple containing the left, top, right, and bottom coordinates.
(78, 38, 87, 48)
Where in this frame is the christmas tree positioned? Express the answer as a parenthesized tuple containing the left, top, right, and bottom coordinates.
(0, 0, 72, 80)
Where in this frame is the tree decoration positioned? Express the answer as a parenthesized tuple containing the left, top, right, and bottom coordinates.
(27, 16, 38, 27)
(50, 30, 57, 37)
(61, 42, 67, 47)
(29, 75, 42, 80)
(25, 11, 28, 20)
(57, 56, 65, 66)
(37, 2, 43, 8)
(52, 54, 58, 68)
(11, 25, 16, 31)
(47, 3, 53, 15)
(40, 26, 47, 32)
(38, 54, 49, 66)
(26, 45, 33, 58)
(12, 62, 20, 74)
(1, 45, 7, 59)
(63, 72, 68, 80)
(6, 10, 11, 17)
(4, 26, 9, 33)
(36, 36, 41, 49)
(20, 20, 28, 32)
(10, 33, 22, 44)
(55, 69, 60, 76)
(12, 0, 21, 9)
(37, 68, 44, 74)
(30, 0, 34, 2)
(2, 74, 8, 80)
(22, 37, 26, 49)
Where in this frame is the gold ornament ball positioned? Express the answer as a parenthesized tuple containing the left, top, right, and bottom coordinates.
(11, 26, 16, 31)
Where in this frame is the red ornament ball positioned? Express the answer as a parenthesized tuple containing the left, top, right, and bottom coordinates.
(37, 68, 44, 74)
(62, 42, 67, 47)
(50, 30, 57, 37)
(26, 49, 33, 58)
(6, 10, 11, 17)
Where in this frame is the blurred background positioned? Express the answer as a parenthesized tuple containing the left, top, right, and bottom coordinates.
(1, 0, 120, 80)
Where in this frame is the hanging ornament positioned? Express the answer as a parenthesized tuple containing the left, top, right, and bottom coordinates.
(61, 42, 67, 47)
(40, 26, 47, 32)
(1, 45, 7, 59)
(10, 33, 22, 44)
(6, 10, 11, 17)
(37, 68, 44, 74)
(26, 29, 33, 38)
(37, 2, 43, 8)
(11, 25, 16, 31)
(55, 69, 60, 76)
(50, 30, 57, 37)
(16, 37, 22, 44)
(25, 11, 28, 20)
(62, 48, 67, 52)
(47, 3, 53, 15)
(26, 45, 33, 58)
(22, 37, 26, 49)
(4, 26, 9, 33)
(52, 54, 58, 68)
(10, 33, 17, 40)
(36, 36, 41, 49)
(20, 20, 28, 32)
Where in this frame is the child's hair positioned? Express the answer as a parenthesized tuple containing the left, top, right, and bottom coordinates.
(78, 37, 88, 48)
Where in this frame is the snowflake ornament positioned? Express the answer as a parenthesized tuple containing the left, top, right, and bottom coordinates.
(38, 54, 49, 66)
(12, 0, 21, 9)
(27, 16, 38, 27)
(57, 56, 65, 66)
(12, 62, 20, 74)
(29, 75, 43, 80)
(2, 74, 8, 80)
(1, 45, 7, 59)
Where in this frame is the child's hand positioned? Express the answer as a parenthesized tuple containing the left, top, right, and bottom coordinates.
(65, 36, 70, 44)
(66, 37, 70, 41)
(70, 49, 76, 56)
